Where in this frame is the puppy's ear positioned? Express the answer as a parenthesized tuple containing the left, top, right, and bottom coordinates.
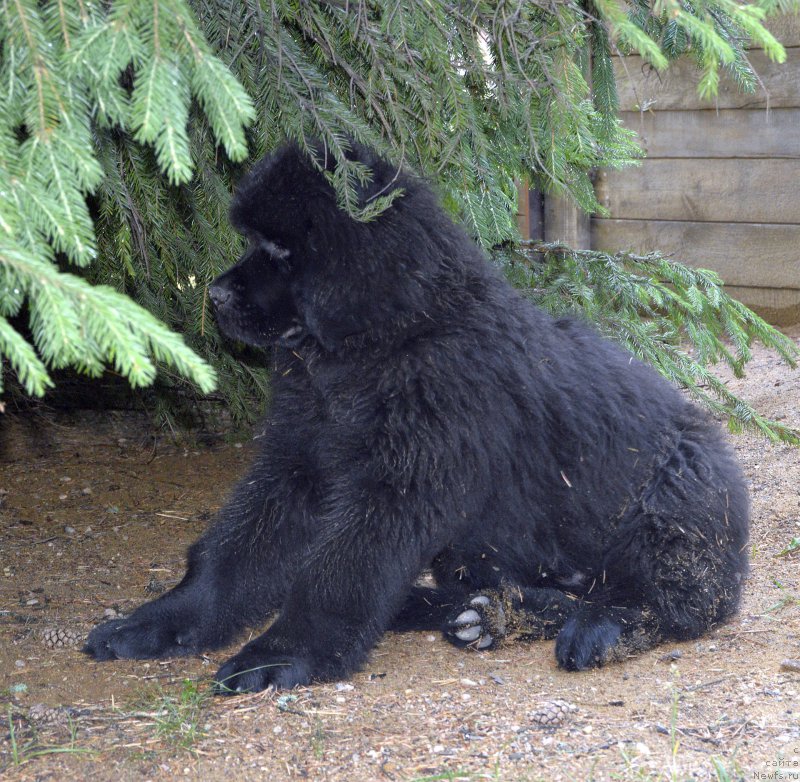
(229, 143, 313, 235)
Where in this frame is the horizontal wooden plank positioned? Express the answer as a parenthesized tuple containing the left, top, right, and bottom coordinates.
(595, 159, 800, 224)
(767, 13, 800, 47)
(614, 48, 800, 111)
(621, 108, 800, 158)
(722, 286, 800, 325)
(590, 218, 800, 289)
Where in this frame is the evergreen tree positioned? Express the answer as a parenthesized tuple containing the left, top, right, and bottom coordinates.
(0, 0, 797, 439)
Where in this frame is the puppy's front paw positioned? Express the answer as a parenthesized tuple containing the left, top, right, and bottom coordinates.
(214, 649, 312, 694)
(84, 614, 202, 660)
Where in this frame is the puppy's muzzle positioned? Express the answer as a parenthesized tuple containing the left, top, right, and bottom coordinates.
(208, 282, 232, 310)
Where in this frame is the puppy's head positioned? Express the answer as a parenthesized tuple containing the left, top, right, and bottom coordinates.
(210, 141, 454, 351)
(209, 234, 302, 348)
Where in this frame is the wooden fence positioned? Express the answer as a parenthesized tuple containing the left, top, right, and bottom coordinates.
(590, 15, 800, 324)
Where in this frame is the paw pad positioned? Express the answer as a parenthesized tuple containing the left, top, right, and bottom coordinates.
(445, 594, 504, 650)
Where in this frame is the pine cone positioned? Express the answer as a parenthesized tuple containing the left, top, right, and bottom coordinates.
(29, 703, 70, 725)
(41, 627, 82, 649)
(530, 699, 578, 727)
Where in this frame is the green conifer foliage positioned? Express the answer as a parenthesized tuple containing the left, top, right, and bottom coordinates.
(0, 0, 258, 397)
(0, 0, 797, 439)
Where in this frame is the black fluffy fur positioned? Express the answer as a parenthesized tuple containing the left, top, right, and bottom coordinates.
(84, 142, 749, 692)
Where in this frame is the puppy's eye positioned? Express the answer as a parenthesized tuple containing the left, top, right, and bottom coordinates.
(257, 238, 292, 274)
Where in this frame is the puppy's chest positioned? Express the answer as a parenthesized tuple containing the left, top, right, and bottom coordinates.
(302, 358, 382, 430)
(321, 382, 380, 430)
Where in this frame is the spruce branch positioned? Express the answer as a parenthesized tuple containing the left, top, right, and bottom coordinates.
(0, 315, 53, 396)
(1, 238, 217, 392)
(0, 0, 267, 398)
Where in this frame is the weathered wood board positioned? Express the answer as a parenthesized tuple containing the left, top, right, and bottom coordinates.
(591, 218, 800, 289)
(767, 13, 800, 47)
(620, 108, 800, 158)
(614, 47, 800, 112)
(722, 285, 800, 324)
(544, 194, 591, 248)
(595, 159, 800, 224)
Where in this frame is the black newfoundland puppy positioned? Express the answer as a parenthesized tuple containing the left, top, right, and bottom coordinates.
(86, 142, 749, 692)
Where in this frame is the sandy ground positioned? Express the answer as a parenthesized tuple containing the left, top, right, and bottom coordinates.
(0, 327, 798, 782)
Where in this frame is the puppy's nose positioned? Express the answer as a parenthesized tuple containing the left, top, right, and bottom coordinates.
(209, 283, 231, 308)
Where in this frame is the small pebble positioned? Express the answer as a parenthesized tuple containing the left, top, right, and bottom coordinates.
(64, 526, 76, 535)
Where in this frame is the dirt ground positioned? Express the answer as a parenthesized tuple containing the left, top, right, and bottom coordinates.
(1, 328, 799, 782)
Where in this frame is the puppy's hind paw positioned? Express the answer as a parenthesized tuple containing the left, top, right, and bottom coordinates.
(555, 614, 622, 670)
(443, 594, 505, 651)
